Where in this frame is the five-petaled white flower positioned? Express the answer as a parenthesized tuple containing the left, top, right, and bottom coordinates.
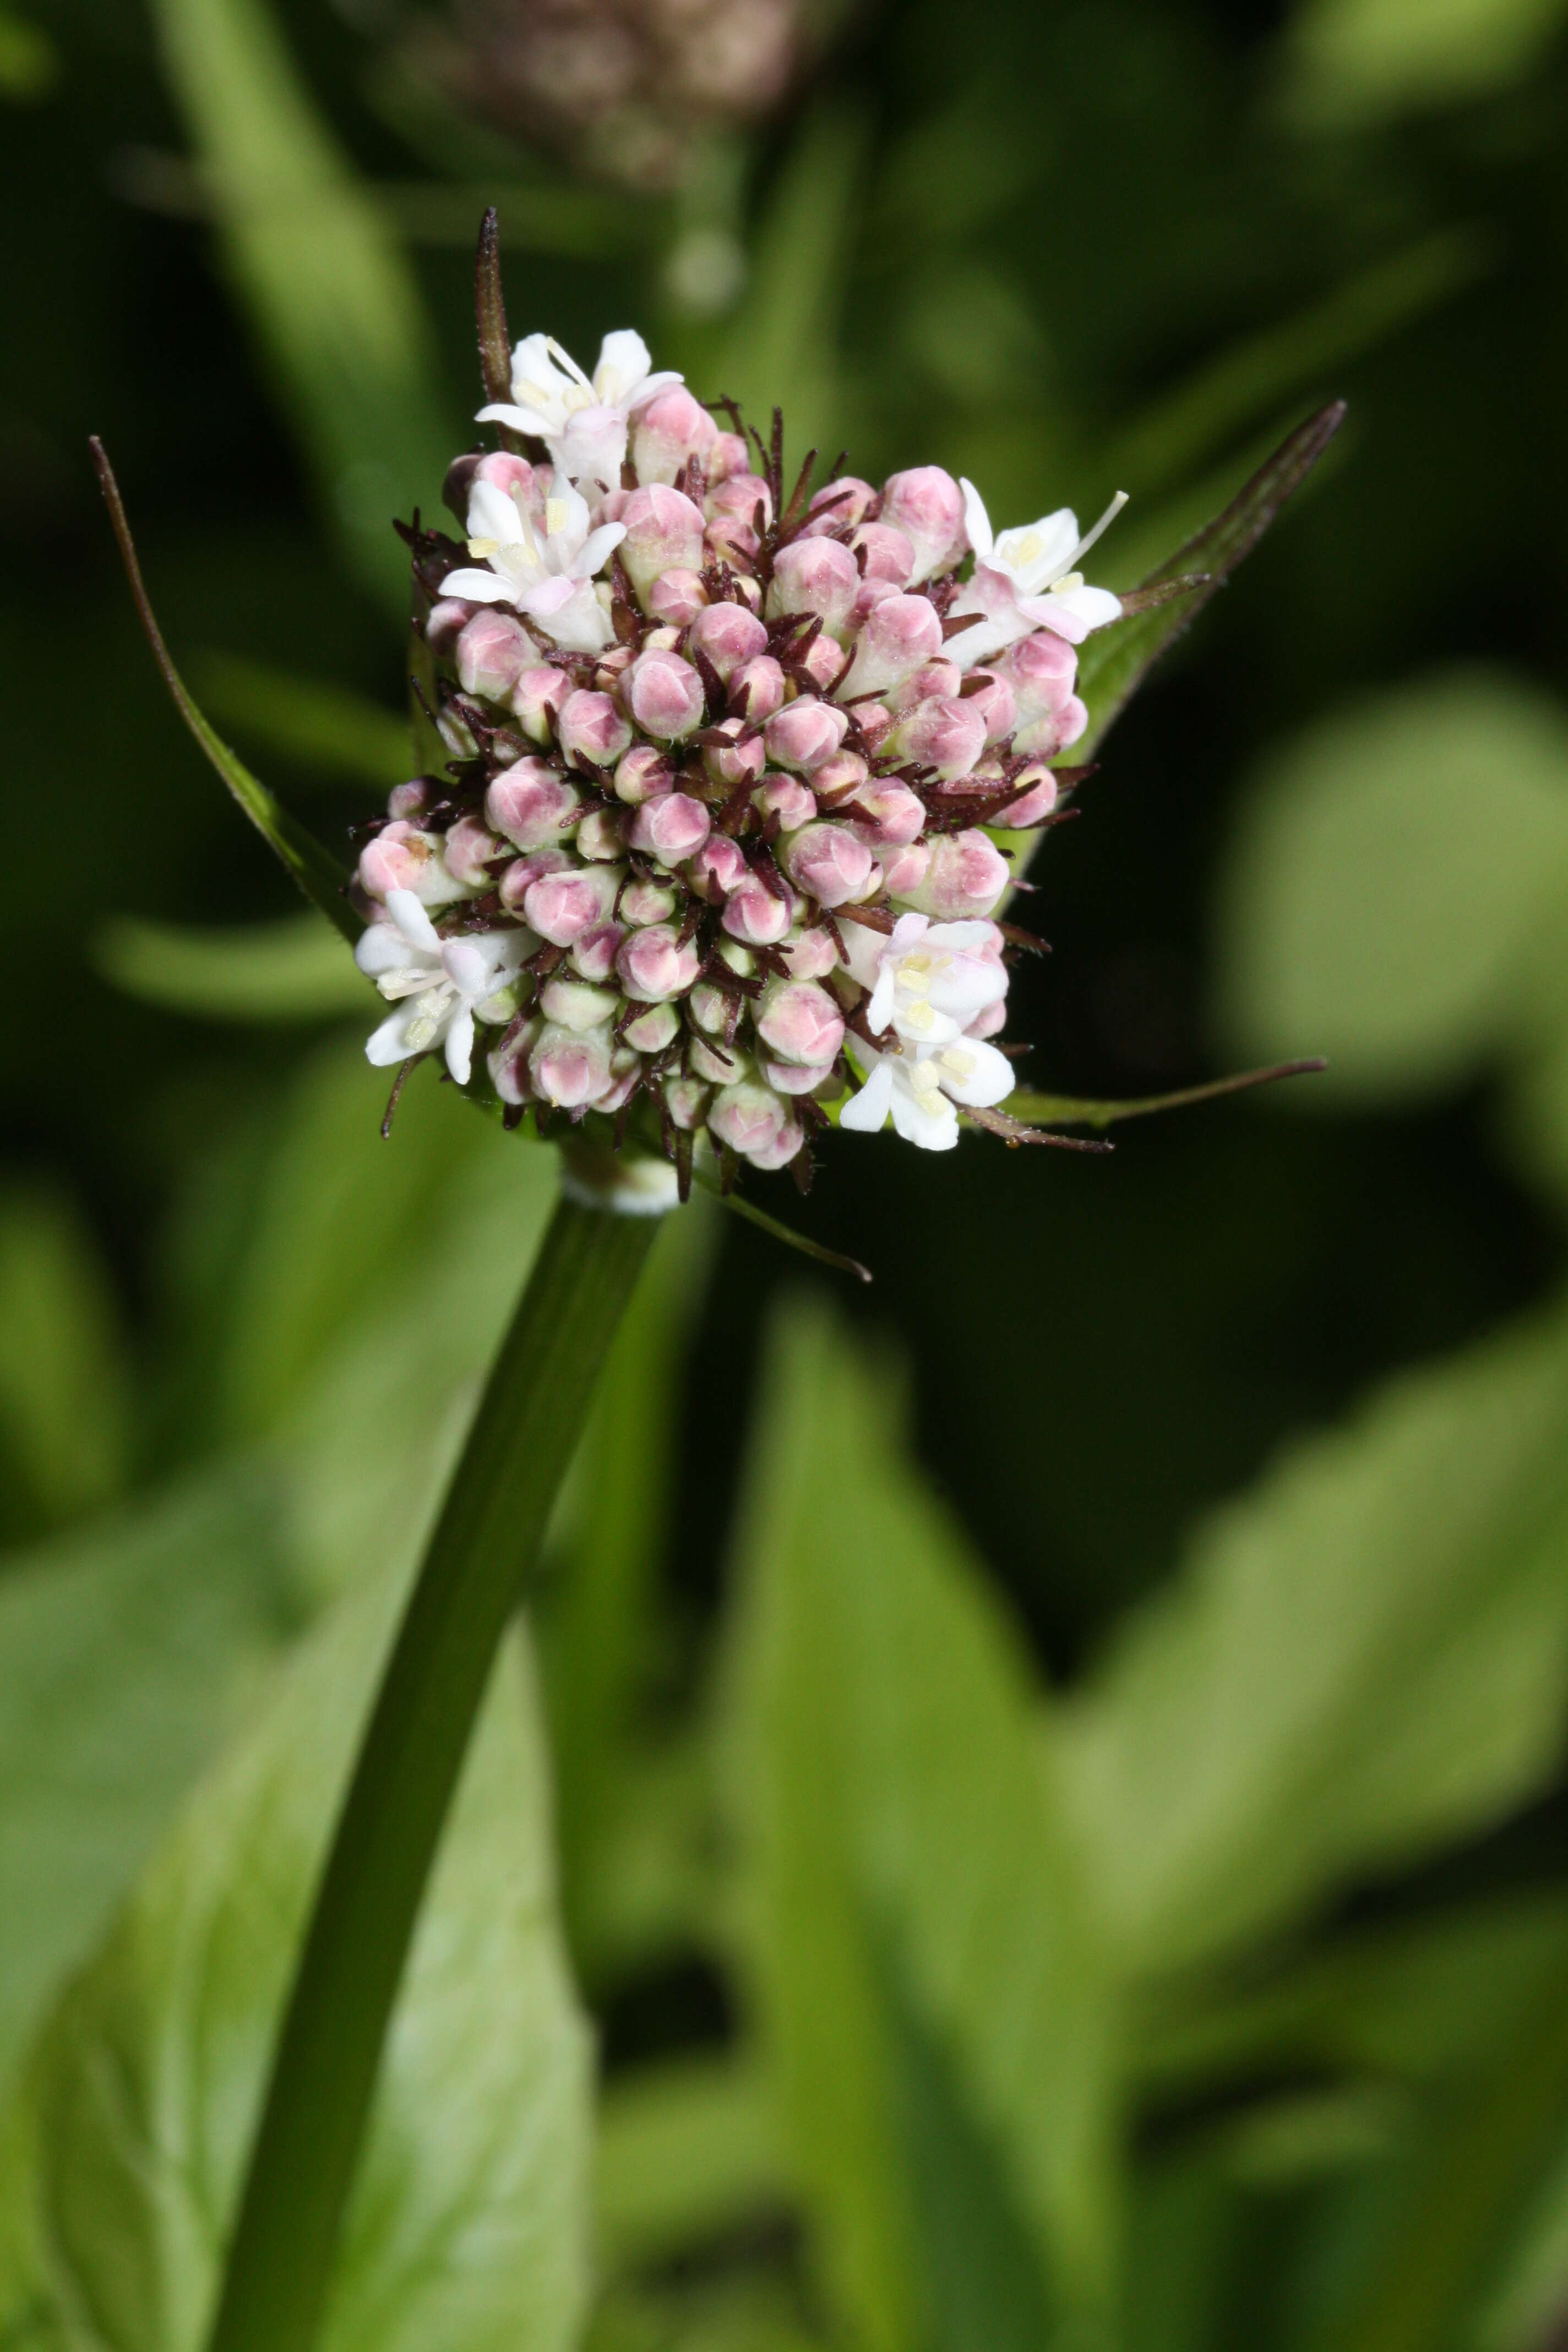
(477, 329, 681, 495)
(945, 480, 1126, 663)
(840, 1032, 1016, 1150)
(863, 912, 1009, 1048)
(356, 889, 529, 1086)
(439, 473, 625, 653)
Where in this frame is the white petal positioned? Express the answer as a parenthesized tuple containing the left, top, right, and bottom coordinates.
(444, 1006, 475, 1086)
(475, 401, 542, 435)
(959, 477, 994, 564)
(467, 477, 525, 545)
(386, 889, 440, 951)
(354, 922, 409, 978)
(626, 368, 683, 412)
(995, 509, 1079, 594)
(593, 328, 653, 405)
(839, 1058, 895, 1133)
(573, 520, 628, 578)
(365, 1004, 420, 1065)
(889, 1070, 959, 1149)
(1046, 581, 1123, 639)
(437, 567, 513, 604)
(935, 1037, 1015, 1108)
(867, 966, 897, 1035)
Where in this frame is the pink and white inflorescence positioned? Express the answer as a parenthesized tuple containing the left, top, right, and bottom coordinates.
(353, 327, 1125, 1188)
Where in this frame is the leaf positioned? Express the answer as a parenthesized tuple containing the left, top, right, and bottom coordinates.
(0, 1184, 131, 1537)
(97, 914, 371, 1023)
(1003, 1060, 1326, 1133)
(724, 1299, 1120, 2352)
(0, 1575, 592, 2352)
(192, 654, 412, 790)
(1214, 669, 1568, 1098)
(0, 8, 55, 100)
(0, 1463, 294, 2097)
(1283, 0, 1568, 126)
(146, 0, 453, 608)
(596, 2052, 788, 2272)
(1061, 1298, 1568, 1983)
(90, 441, 358, 939)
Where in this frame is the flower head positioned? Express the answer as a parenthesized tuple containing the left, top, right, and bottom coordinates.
(944, 480, 1126, 663)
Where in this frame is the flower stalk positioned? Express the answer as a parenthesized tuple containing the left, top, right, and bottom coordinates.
(204, 1195, 658, 2352)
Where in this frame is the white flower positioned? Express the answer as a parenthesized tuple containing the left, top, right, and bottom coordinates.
(439, 474, 625, 653)
(863, 912, 1009, 1048)
(356, 889, 530, 1086)
(840, 1032, 1015, 1151)
(944, 480, 1126, 663)
(477, 329, 681, 494)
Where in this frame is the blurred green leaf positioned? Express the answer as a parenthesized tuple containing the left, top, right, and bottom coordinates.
(97, 913, 370, 1023)
(1478, 2126, 1568, 2352)
(596, 2052, 788, 2272)
(192, 653, 412, 789)
(0, 7, 55, 100)
(0, 1185, 130, 1536)
(1062, 1299, 1568, 1982)
(148, 0, 454, 608)
(1283, 0, 1568, 126)
(0, 1578, 591, 2352)
(0, 1463, 292, 2094)
(726, 1299, 1120, 2352)
(1216, 671, 1568, 1099)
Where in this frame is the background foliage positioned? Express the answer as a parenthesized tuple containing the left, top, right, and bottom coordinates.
(4, 0, 1568, 2345)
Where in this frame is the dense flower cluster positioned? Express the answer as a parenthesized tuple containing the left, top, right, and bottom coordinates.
(354, 328, 1125, 1192)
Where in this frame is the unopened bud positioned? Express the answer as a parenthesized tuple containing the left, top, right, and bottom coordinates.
(729, 654, 787, 722)
(753, 773, 816, 829)
(965, 669, 1017, 743)
(632, 386, 718, 485)
(966, 999, 1009, 1040)
(781, 924, 840, 979)
(358, 822, 462, 905)
(722, 873, 794, 946)
(880, 840, 933, 899)
(524, 863, 620, 945)
(689, 835, 749, 899)
(558, 689, 633, 770)
(621, 875, 677, 924)
(809, 751, 869, 806)
(707, 431, 751, 483)
(576, 807, 627, 861)
(443, 813, 506, 886)
(889, 694, 988, 781)
(703, 717, 766, 788)
(851, 522, 915, 585)
(627, 647, 706, 739)
(688, 600, 769, 680)
(531, 1020, 614, 1108)
(764, 695, 850, 773)
(498, 846, 571, 911)
(569, 923, 624, 983)
(456, 609, 533, 703)
(804, 476, 875, 535)
(767, 537, 860, 638)
(855, 701, 895, 753)
(475, 450, 537, 498)
(708, 472, 773, 530)
(622, 1001, 679, 1053)
(387, 779, 432, 820)
(797, 631, 848, 693)
(1015, 695, 1088, 758)
(617, 922, 702, 1001)
(708, 1080, 796, 1164)
(424, 598, 472, 658)
(647, 569, 709, 627)
(879, 467, 966, 581)
(849, 781, 926, 845)
(756, 978, 845, 1065)
(486, 760, 582, 852)
(540, 976, 620, 1031)
(613, 743, 674, 804)
(620, 485, 706, 595)
(690, 1035, 748, 1086)
(840, 594, 945, 696)
(886, 657, 961, 714)
(627, 791, 711, 867)
(689, 981, 729, 1035)
(763, 1055, 837, 1095)
(903, 828, 1010, 919)
(665, 1076, 711, 1131)
(1003, 762, 1059, 827)
(780, 821, 874, 906)
(511, 665, 571, 743)
(1001, 627, 1078, 713)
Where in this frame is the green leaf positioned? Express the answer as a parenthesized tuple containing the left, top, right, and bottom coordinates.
(97, 914, 371, 1024)
(145, 0, 453, 609)
(1061, 1299, 1568, 1983)
(90, 441, 358, 939)
(596, 2053, 788, 2273)
(0, 1575, 592, 2352)
(192, 654, 412, 790)
(725, 1299, 1120, 2352)
(0, 1463, 293, 2097)
(0, 7, 55, 100)
(1214, 669, 1568, 1098)
(0, 1185, 131, 1536)
(1283, 0, 1568, 126)
(1003, 1061, 1326, 1133)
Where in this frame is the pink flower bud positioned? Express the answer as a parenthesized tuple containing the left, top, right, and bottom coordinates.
(628, 791, 712, 867)
(621, 875, 677, 924)
(540, 975, 619, 1030)
(511, 665, 571, 743)
(967, 999, 1009, 1040)
(456, 609, 533, 702)
(632, 386, 718, 485)
(688, 600, 768, 682)
(748, 1119, 807, 1172)
(617, 922, 703, 1002)
(627, 647, 706, 740)
(691, 1035, 747, 1086)
(809, 751, 869, 806)
(856, 701, 895, 753)
(879, 466, 966, 581)
(558, 689, 633, 770)
(707, 1080, 796, 1163)
(524, 863, 620, 945)
(886, 657, 961, 714)
(730, 654, 787, 722)
(475, 450, 537, 498)
(804, 476, 876, 534)
(850, 575, 900, 630)
(569, 923, 624, 983)
(903, 828, 1010, 919)
(689, 835, 749, 899)
(622, 1002, 679, 1053)
(763, 1056, 836, 1095)
(781, 925, 840, 979)
(703, 718, 766, 790)
(706, 511, 760, 568)
(595, 644, 635, 688)
(498, 846, 571, 910)
(1015, 696, 1088, 758)
(707, 431, 750, 483)
(841, 594, 945, 696)
(620, 485, 706, 595)
(665, 1076, 711, 1131)
(614, 744, 674, 804)
(851, 522, 915, 584)
(424, 598, 472, 658)
(530, 1021, 614, 1109)
(767, 537, 860, 637)
(889, 693, 988, 781)
(689, 981, 729, 1034)
(576, 807, 627, 861)
(848, 781, 926, 845)
(647, 569, 709, 627)
(756, 978, 845, 1065)
(387, 779, 431, 819)
(753, 773, 816, 829)
(723, 872, 795, 946)
(488, 1021, 540, 1105)
(594, 1058, 642, 1116)
(357, 822, 449, 902)
(965, 669, 1017, 744)
(1003, 762, 1059, 828)
(780, 821, 875, 907)
(1001, 627, 1079, 714)
(798, 631, 848, 693)
(443, 813, 506, 886)
(764, 695, 850, 773)
(708, 472, 773, 529)
(879, 841, 933, 900)
(486, 760, 582, 851)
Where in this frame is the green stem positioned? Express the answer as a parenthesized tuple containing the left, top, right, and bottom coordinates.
(205, 1193, 659, 2352)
